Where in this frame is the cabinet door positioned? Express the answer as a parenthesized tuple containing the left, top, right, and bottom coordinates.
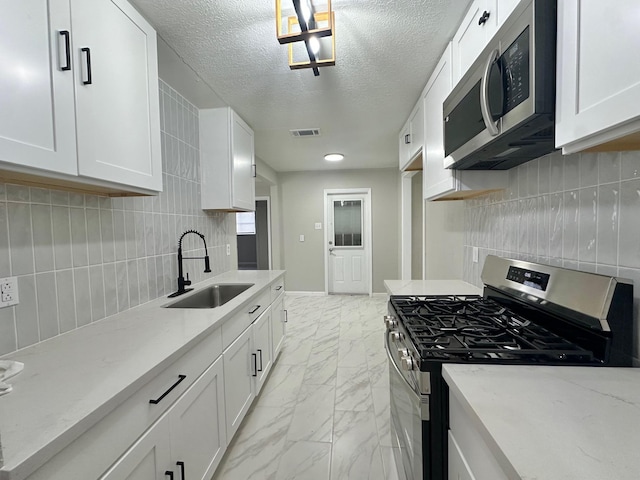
(556, 0, 640, 153)
(99, 417, 171, 480)
(271, 295, 286, 359)
(223, 326, 255, 439)
(423, 45, 457, 200)
(231, 111, 255, 211)
(398, 120, 412, 170)
(448, 431, 476, 480)
(408, 102, 424, 161)
(70, 0, 161, 191)
(253, 308, 273, 393)
(0, 0, 77, 175)
(452, 0, 495, 83)
(169, 356, 227, 480)
(495, 0, 520, 28)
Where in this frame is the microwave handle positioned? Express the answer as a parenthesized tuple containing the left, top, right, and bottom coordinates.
(480, 48, 500, 137)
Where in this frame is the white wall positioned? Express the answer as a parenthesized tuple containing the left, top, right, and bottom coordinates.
(278, 168, 399, 293)
(463, 149, 640, 363)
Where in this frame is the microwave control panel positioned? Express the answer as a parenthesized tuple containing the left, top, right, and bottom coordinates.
(501, 27, 530, 114)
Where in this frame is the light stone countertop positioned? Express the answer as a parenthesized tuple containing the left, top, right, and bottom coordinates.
(0, 269, 285, 480)
(443, 364, 640, 480)
(384, 279, 482, 296)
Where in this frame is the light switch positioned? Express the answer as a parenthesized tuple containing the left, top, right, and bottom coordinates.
(299, 234, 305, 242)
(314, 223, 322, 230)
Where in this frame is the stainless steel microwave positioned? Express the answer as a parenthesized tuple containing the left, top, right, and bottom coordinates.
(443, 0, 556, 170)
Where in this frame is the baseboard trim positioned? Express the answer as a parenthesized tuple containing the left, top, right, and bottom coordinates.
(285, 291, 326, 296)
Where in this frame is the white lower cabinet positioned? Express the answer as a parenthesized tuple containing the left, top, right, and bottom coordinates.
(253, 307, 273, 393)
(271, 294, 286, 359)
(448, 431, 476, 480)
(223, 325, 256, 440)
(223, 302, 279, 438)
(99, 416, 172, 480)
(100, 356, 226, 480)
(448, 394, 508, 480)
(168, 357, 227, 480)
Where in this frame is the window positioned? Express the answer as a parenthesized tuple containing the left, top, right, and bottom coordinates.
(236, 211, 256, 235)
(333, 199, 362, 246)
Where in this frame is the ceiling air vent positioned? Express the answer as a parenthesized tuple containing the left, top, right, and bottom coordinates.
(290, 128, 321, 137)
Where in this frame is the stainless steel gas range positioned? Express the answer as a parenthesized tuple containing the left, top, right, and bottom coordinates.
(384, 255, 634, 480)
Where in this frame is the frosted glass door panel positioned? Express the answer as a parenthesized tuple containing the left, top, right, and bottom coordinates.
(333, 200, 363, 247)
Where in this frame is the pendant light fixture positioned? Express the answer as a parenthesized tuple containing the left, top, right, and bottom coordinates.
(275, 0, 336, 76)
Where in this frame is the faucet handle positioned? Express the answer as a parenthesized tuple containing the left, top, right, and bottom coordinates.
(184, 273, 192, 286)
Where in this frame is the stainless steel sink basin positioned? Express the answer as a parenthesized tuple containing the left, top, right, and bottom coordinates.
(164, 283, 254, 308)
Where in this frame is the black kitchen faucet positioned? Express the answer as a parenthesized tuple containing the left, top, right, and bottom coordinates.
(168, 229, 211, 298)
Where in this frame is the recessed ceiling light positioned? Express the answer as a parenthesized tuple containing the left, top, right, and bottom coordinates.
(324, 153, 344, 162)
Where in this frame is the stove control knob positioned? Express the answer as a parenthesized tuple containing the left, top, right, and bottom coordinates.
(401, 355, 416, 371)
(398, 348, 410, 357)
(391, 331, 404, 342)
(383, 315, 397, 329)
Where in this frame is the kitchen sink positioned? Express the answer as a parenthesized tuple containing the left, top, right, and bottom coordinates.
(164, 283, 254, 309)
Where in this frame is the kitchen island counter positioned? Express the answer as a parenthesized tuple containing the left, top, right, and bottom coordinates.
(443, 364, 640, 480)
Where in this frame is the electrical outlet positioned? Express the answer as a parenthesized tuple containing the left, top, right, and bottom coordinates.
(226, 244, 230, 256)
(472, 247, 479, 263)
(0, 277, 19, 308)
(314, 222, 322, 230)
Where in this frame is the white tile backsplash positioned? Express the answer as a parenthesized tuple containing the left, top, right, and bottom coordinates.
(0, 80, 234, 356)
(463, 149, 640, 362)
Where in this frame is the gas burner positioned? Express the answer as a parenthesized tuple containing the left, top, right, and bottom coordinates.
(390, 294, 599, 363)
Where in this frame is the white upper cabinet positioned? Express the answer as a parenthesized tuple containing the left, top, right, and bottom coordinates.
(0, 0, 78, 176)
(423, 44, 508, 201)
(71, 0, 161, 191)
(0, 0, 162, 194)
(452, 0, 521, 84)
(200, 107, 256, 211)
(556, 0, 640, 153)
(399, 100, 424, 171)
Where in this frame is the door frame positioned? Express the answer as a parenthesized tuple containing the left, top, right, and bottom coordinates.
(323, 188, 373, 296)
(255, 196, 272, 270)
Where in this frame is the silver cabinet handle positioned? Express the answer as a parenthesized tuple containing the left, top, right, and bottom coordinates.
(480, 48, 500, 137)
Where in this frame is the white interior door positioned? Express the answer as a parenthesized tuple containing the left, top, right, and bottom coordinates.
(326, 191, 371, 295)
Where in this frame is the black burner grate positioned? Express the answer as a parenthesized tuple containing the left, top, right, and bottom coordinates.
(390, 295, 598, 363)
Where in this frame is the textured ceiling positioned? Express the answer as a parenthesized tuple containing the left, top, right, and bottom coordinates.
(130, 0, 472, 172)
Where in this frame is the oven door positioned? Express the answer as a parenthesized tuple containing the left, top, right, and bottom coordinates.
(386, 332, 427, 480)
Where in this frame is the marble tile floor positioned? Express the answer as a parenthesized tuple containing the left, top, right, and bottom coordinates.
(212, 293, 401, 480)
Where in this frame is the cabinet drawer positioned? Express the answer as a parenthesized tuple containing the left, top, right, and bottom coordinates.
(26, 328, 222, 480)
(270, 279, 285, 303)
(449, 394, 508, 480)
(222, 289, 271, 349)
